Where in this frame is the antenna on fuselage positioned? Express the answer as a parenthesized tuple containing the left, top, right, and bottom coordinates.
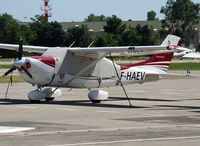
(69, 41, 76, 48)
(88, 41, 94, 48)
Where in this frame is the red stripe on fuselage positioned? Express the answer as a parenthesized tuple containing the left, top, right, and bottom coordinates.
(30, 56, 55, 67)
(121, 52, 174, 70)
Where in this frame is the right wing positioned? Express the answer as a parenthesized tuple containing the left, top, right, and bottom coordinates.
(68, 45, 176, 58)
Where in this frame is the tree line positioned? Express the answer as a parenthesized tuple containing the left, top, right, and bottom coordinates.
(0, 0, 200, 57)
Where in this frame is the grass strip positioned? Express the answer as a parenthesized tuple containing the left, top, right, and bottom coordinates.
(169, 63, 200, 70)
(0, 75, 24, 83)
(0, 65, 13, 69)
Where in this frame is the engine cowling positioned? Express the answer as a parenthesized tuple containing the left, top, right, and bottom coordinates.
(88, 90, 108, 103)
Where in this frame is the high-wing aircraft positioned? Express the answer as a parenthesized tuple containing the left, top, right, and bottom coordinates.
(173, 46, 200, 59)
(183, 52, 200, 59)
(173, 46, 193, 57)
(0, 34, 188, 103)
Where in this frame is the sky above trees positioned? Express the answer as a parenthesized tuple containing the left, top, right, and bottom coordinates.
(1, 0, 199, 22)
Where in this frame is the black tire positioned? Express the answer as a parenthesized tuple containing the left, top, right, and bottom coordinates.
(45, 97, 54, 102)
(29, 100, 40, 104)
(91, 100, 101, 103)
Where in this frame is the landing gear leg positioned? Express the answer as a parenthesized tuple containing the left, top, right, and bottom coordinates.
(45, 97, 55, 102)
(91, 100, 101, 104)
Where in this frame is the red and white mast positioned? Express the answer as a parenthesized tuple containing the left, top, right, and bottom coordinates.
(41, 0, 52, 22)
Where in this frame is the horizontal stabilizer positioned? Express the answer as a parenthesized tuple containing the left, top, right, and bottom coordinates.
(147, 72, 194, 80)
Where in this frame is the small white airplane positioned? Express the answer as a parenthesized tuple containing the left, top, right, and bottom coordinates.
(183, 52, 200, 59)
(173, 46, 193, 57)
(0, 34, 188, 104)
(173, 46, 200, 59)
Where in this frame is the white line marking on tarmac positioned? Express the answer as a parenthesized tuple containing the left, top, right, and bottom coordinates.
(0, 126, 35, 134)
(15, 105, 38, 109)
(49, 135, 200, 146)
(128, 90, 146, 93)
(56, 108, 77, 111)
(161, 92, 183, 95)
(97, 110, 119, 113)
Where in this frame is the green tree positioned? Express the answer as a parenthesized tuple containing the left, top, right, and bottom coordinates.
(30, 15, 66, 47)
(103, 15, 126, 35)
(0, 13, 35, 57)
(136, 24, 160, 45)
(160, 0, 200, 46)
(147, 10, 159, 21)
(84, 13, 107, 22)
(0, 13, 20, 44)
(95, 34, 119, 47)
(65, 25, 93, 47)
(121, 26, 142, 46)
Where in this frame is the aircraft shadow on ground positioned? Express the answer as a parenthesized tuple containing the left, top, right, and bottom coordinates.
(109, 97, 180, 102)
(152, 105, 200, 111)
(0, 98, 148, 109)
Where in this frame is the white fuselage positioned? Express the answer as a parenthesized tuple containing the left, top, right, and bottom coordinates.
(18, 57, 156, 89)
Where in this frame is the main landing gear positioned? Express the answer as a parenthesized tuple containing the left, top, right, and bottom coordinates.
(88, 90, 109, 103)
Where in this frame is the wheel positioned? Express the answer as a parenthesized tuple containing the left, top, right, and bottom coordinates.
(45, 97, 54, 102)
(91, 100, 101, 103)
(29, 100, 40, 104)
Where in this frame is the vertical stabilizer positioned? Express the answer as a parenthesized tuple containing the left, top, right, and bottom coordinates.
(161, 34, 181, 46)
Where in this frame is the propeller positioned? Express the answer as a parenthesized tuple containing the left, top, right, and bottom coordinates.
(21, 66, 33, 79)
(2, 37, 33, 79)
(2, 38, 23, 77)
(18, 37, 23, 60)
(2, 66, 16, 77)
(2, 37, 33, 98)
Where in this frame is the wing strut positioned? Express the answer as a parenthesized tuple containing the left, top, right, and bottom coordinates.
(109, 52, 133, 107)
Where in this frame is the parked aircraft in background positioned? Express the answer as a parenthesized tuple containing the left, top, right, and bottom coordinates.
(173, 46, 193, 57)
(182, 52, 200, 59)
(0, 35, 190, 104)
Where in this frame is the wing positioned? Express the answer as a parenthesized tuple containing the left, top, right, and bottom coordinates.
(0, 43, 48, 53)
(0, 42, 176, 57)
(68, 45, 176, 58)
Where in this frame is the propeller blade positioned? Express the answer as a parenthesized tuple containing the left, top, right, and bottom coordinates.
(26, 70, 33, 79)
(21, 66, 33, 79)
(18, 38, 23, 60)
(2, 67, 16, 77)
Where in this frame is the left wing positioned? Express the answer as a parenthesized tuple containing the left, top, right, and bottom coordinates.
(0, 43, 48, 53)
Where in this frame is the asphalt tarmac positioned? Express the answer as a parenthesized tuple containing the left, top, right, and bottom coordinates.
(0, 71, 200, 146)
